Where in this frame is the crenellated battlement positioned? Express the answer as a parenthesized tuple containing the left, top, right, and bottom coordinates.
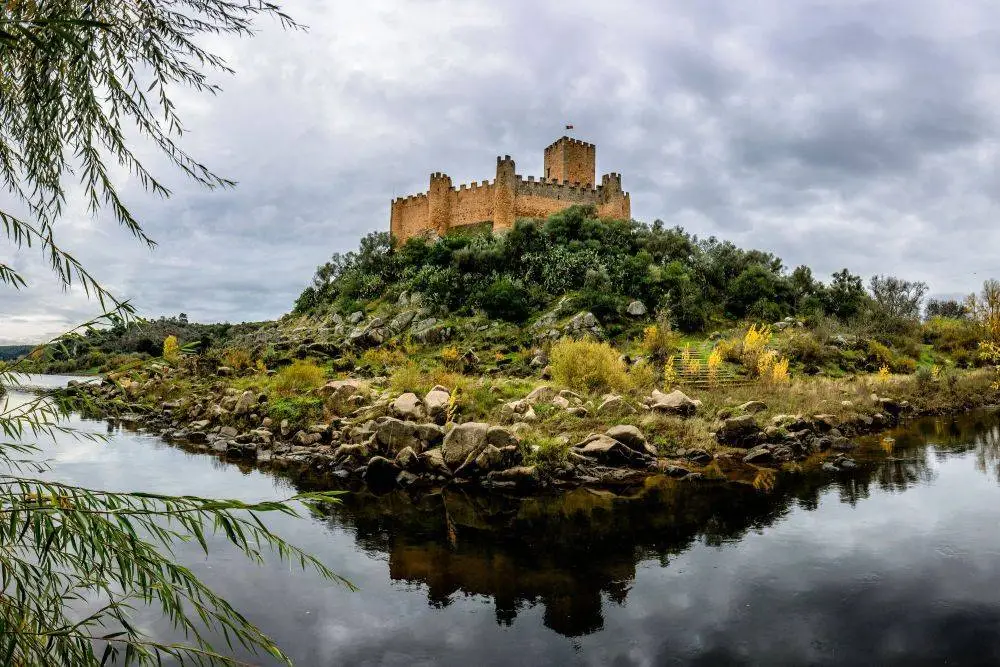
(544, 136, 595, 151)
(390, 135, 630, 242)
(392, 192, 429, 204)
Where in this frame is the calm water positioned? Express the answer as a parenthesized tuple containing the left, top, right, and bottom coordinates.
(7, 376, 1000, 666)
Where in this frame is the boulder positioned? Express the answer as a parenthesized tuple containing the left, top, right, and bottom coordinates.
(596, 395, 636, 417)
(295, 431, 322, 446)
(716, 415, 761, 447)
(388, 310, 417, 333)
(605, 425, 657, 457)
(391, 393, 426, 421)
(441, 422, 490, 469)
(680, 448, 713, 465)
(250, 428, 273, 445)
(551, 395, 571, 409)
(878, 398, 904, 417)
(348, 311, 364, 324)
(420, 448, 452, 477)
(626, 300, 648, 317)
(830, 436, 856, 451)
(364, 456, 399, 487)
(333, 442, 369, 461)
(321, 379, 364, 403)
(485, 426, 518, 449)
(524, 385, 556, 404)
(424, 386, 451, 422)
(649, 389, 698, 416)
(743, 445, 774, 465)
(394, 446, 419, 470)
(474, 444, 503, 472)
(574, 434, 644, 465)
(486, 465, 541, 490)
(736, 400, 767, 415)
(501, 399, 537, 422)
(413, 423, 445, 447)
(374, 418, 420, 454)
(233, 390, 257, 416)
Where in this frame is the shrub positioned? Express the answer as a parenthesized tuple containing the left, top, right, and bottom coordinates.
(716, 337, 741, 364)
(922, 317, 980, 353)
(865, 339, 916, 374)
(740, 324, 771, 374)
(389, 361, 425, 395)
(628, 359, 657, 393)
(478, 276, 532, 322)
(706, 347, 723, 386)
(222, 347, 253, 371)
(359, 347, 406, 373)
(640, 321, 681, 359)
(273, 360, 325, 395)
(777, 330, 827, 366)
(915, 365, 935, 392)
(663, 356, 679, 389)
(550, 339, 629, 394)
(162, 335, 180, 364)
(440, 346, 461, 369)
(877, 365, 891, 383)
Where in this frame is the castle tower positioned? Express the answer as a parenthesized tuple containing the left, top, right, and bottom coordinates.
(427, 172, 453, 236)
(543, 136, 596, 187)
(600, 172, 631, 220)
(492, 155, 516, 231)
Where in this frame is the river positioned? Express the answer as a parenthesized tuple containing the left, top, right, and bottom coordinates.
(6, 375, 1000, 665)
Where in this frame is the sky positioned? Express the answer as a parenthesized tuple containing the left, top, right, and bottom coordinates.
(3, 0, 1000, 344)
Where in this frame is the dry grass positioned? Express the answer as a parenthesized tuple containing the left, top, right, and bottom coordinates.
(550, 338, 630, 395)
(273, 359, 326, 395)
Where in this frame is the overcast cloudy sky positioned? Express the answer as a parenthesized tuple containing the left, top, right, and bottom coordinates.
(3, 0, 999, 343)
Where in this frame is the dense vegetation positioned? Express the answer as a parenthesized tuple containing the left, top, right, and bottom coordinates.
(15, 315, 267, 374)
(0, 345, 33, 361)
(289, 205, 981, 375)
(296, 205, 915, 331)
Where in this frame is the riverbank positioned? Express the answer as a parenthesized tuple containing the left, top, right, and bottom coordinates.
(58, 360, 1000, 494)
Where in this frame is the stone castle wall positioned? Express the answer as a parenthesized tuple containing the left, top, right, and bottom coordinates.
(390, 137, 630, 243)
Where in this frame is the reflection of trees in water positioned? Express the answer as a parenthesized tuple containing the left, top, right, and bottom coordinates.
(219, 410, 1000, 638)
(869, 410, 1000, 485)
(974, 424, 1000, 482)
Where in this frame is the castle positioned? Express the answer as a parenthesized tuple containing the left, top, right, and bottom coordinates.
(390, 136, 631, 243)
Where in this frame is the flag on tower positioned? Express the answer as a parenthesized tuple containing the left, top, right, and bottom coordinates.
(565, 124, 574, 130)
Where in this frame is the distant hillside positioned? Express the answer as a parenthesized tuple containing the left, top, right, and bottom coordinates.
(0, 345, 33, 361)
(16, 316, 268, 374)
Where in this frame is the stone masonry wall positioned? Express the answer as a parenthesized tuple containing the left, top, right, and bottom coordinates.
(390, 137, 629, 243)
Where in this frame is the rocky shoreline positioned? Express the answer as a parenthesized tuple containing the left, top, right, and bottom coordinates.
(59, 371, 939, 495)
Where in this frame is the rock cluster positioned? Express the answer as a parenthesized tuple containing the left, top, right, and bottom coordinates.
(70, 369, 913, 497)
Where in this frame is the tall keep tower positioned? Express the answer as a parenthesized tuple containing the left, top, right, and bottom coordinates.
(543, 136, 596, 186)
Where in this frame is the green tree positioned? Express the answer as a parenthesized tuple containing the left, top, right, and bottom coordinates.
(823, 268, 868, 321)
(1, 4, 351, 665)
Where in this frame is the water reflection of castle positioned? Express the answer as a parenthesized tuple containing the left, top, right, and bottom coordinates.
(303, 411, 997, 638)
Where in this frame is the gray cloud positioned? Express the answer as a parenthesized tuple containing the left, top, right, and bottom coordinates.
(3, 0, 1000, 342)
